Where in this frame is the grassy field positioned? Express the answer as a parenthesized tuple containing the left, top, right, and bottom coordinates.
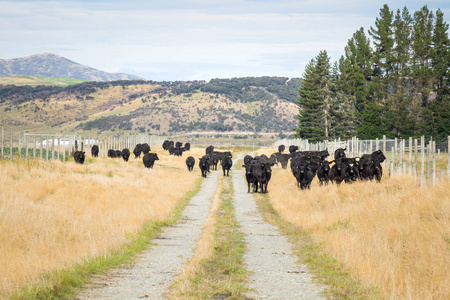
(0, 147, 204, 298)
(0, 76, 86, 86)
(262, 151, 450, 299)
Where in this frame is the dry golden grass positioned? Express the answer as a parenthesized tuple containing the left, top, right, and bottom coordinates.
(0, 150, 199, 296)
(168, 176, 223, 298)
(268, 167, 450, 299)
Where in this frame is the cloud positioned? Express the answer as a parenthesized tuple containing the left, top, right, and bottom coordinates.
(1, 0, 449, 80)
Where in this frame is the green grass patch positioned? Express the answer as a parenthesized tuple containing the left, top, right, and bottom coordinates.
(174, 176, 249, 299)
(8, 176, 204, 300)
(253, 193, 384, 300)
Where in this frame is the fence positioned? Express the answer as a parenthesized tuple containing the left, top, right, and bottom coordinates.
(0, 126, 166, 161)
(273, 135, 450, 187)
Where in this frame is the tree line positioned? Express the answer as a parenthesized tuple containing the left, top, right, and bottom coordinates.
(295, 4, 449, 143)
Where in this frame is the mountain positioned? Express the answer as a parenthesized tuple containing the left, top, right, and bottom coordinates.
(0, 53, 143, 81)
(0, 77, 300, 138)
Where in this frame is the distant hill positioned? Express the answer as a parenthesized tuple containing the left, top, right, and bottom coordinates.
(0, 77, 301, 137)
(0, 53, 143, 81)
(0, 75, 86, 87)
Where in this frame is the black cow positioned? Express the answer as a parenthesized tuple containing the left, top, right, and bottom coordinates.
(174, 147, 185, 157)
(162, 140, 170, 150)
(222, 156, 233, 176)
(242, 160, 254, 193)
(107, 149, 115, 158)
(358, 150, 386, 181)
(141, 143, 151, 155)
(133, 144, 143, 158)
(293, 163, 314, 190)
(243, 155, 253, 166)
(210, 154, 219, 170)
(251, 155, 273, 193)
(278, 153, 291, 169)
(143, 153, 159, 169)
(91, 145, 99, 157)
(73, 151, 85, 164)
(278, 144, 285, 153)
(175, 142, 183, 148)
(122, 148, 130, 162)
(317, 160, 332, 185)
(329, 158, 348, 185)
(334, 148, 347, 160)
(289, 145, 299, 154)
(199, 155, 211, 177)
(206, 145, 214, 155)
(345, 158, 359, 183)
(186, 156, 195, 171)
(184, 142, 191, 151)
(114, 150, 122, 158)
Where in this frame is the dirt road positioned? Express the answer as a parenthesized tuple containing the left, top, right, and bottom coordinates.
(76, 161, 325, 299)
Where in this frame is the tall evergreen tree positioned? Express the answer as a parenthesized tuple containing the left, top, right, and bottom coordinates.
(329, 61, 356, 139)
(369, 4, 395, 79)
(392, 7, 412, 79)
(295, 51, 331, 142)
(431, 9, 450, 90)
(412, 5, 434, 90)
(340, 28, 383, 138)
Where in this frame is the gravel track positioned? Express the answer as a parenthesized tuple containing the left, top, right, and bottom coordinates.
(232, 167, 326, 299)
(76, 159, 327, 299)
(76, 170, 220, 300)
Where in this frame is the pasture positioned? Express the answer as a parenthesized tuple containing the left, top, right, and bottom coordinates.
(257, 147, 450, 299)
(0, 147, 202, 298)
(0, 144, 449, 299)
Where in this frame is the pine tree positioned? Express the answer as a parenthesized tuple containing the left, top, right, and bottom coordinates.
(369, 4, 395, 78)
(340, 28, 383, 138)
(295, 51, 331, 142)
(329, 61, 356, 139)
(431, 9, 450, 90)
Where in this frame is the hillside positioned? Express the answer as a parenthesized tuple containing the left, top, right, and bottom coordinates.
(0, 53, 142, 81)
(0, 77, 300, 138)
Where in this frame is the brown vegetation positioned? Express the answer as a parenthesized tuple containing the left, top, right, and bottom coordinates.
(267, 165, 450, 299)
(0, 149, 199, 297)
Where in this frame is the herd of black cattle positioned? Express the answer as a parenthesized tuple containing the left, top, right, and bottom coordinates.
(72, 141, 386, 193)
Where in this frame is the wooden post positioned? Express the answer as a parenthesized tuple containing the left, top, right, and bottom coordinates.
(63, 136, 66, 162)
(409, 137, 412, 162)
(24, 134, 28, 159)
(57, 137, 60, 161)
(448, 136, 450, 177)
(383, 135, 386, 154)
(426, 141, 431, 183)
(18, 133, 21, 158)
(432, 141, 436, 186)
(40, 137, 43, 159)
(420, 136, 425, 187)
(10, 130, 13, 160)
(51, 136, 55, 160)
(46, 137, 49, 161)
(1, 125, 3, 157)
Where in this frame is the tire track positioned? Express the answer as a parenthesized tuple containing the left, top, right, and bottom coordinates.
(76, 170, 220, 300)
(232, 167, 326, 299)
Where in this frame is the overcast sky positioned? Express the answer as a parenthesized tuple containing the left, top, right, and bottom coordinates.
(1, 0, 449, 81)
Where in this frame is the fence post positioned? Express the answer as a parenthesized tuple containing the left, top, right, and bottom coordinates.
(432, 141, 436, 186)
(39, 136, 42, 159)
(420, 136, 425, 187)
(10, 130, 13, 160)
(383, 135, 386, 154)
(25, 134, 28, 160)
(1, 125, 4, 157)
(18, 133, 21, 158)
(448, 136, 450, 177)
(46, 136, 49, 161)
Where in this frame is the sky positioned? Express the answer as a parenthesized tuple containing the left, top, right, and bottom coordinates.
(1, 0, 449, 81)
